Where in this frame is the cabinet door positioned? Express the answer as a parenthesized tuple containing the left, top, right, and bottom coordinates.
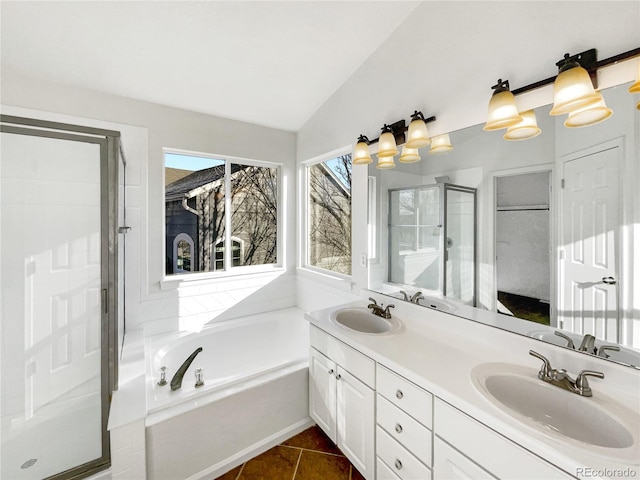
(309, 348, 337, 443)
(434, 438, 497, 479)
(337, 366, 375, 479)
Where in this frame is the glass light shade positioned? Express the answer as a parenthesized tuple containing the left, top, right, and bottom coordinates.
(376, 155, 396, 169)
(406, 118, 431, 148)
(429, 134, 453, 154)
(353, 140, 372, 165)
(503, 110, 541, 141)
(377, 131, 399, 158)
(564, 92, 613, 128)
(399, 145, 421, 163)
(629, 62, 640, 93)
(483, 90, 522, 131)
(549, 65, 601, 116)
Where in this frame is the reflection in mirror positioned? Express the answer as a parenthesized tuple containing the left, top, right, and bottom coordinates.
(367, 82, 639, 368)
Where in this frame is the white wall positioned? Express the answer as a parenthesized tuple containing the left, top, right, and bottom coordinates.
(2, 71, 297, 336)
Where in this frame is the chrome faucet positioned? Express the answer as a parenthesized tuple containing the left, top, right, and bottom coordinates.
(578, 334, 597, 354)
(368, 297, 395, 319)
(170, 347, 203, 391)
(529, 350, 604, 397)
(399, 291, 410, 301)
(409, 291, 424, 304)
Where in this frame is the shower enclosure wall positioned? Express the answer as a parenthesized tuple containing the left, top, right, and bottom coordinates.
(387, 183, 476, 305)
(0, 115, 119, 480)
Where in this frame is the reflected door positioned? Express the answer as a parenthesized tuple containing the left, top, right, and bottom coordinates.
(560, 146, 619, 343)
(1, 128, 110, 479)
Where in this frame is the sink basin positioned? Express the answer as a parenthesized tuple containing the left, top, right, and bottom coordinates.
(330, 308, 401, 335)
(472, 363, 639, 454)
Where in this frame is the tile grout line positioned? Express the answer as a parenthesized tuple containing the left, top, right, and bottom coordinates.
(280, 444, 347, 458)
(290, 448, 303, 480)
(234, 462, 246, 480)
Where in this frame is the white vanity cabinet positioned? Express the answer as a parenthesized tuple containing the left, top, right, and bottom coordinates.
(375, 365, 433, 479)
(309, 326, 376, 479)
(433, 398, 576, 479)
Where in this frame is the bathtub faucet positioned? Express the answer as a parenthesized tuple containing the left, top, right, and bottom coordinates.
(170, 347, 203, 391)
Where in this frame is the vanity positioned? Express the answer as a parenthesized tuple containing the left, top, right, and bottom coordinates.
(306, 293, 640, 480)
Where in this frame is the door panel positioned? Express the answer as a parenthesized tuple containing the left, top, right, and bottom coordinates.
(309, 348, 337, 442)
(560, 147, 619, 342)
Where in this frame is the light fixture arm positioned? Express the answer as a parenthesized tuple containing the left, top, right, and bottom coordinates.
(491, 79, 511, 94)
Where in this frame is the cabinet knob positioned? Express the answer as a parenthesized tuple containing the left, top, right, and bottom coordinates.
(328, 369, 334, 375)
(394, 459, 403, 470)
(336, 374, 342, 380)
(395, 423, 403, 434)
(396, 389, 404, 399)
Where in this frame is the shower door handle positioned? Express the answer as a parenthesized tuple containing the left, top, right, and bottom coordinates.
(102, 288, 108, 314)
(602, 276, 616, 285)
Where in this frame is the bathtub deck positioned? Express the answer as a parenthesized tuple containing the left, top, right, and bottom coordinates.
(215, 425, 365, 480)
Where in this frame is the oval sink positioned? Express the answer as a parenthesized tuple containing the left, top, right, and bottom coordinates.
(330, 308, 401, 335)
(472, 363, 639, 454)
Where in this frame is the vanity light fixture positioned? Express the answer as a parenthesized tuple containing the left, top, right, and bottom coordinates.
(629, 61, 640, 109)
(376, 124, 400, 159)
(398, 145, 421, 163)
(353, 135, 373, 165)
(549, 51, 601, 116)
(484, 79, 522, 131)
(406, 111, 431, 148)
(503, 109, 541, 141)
(564, 91, 613, 128)
(429, 133, 453, 154)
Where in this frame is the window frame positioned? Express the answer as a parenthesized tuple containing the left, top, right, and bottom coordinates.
(299, 146, 353, 282)
(162, 147, 283, 284)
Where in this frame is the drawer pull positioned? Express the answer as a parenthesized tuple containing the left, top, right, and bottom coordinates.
(394, 459, 403, 470)
(395, 423, 403, 434)
(328, 369, 334, 375)
(396, 389, 404, 399)
(336, 374, 342, 380)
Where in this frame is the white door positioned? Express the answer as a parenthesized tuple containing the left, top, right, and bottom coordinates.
(309, 348, 337, 442)
(559, 146, 619, 343)
(336, 366, 375, 479)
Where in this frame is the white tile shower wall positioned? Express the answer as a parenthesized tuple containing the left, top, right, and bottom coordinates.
(110, 419, 146, 480)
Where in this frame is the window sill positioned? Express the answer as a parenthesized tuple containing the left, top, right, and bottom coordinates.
(296, 266, 354, 292)
(160, 265, 286, 290)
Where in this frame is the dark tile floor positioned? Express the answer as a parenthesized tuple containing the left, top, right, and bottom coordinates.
(214, 425, 365, 480)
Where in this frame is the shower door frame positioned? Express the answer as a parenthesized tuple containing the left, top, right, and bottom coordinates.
(0, 115, 119, 479)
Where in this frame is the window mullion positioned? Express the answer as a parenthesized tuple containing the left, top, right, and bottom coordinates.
(224, 160, 232, 271)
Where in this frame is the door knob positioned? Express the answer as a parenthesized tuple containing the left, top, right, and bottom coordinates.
(602, 276, 617, 285)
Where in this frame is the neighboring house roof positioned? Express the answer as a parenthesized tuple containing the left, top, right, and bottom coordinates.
(165, 163, 244, 201)
(165, 167, 194, 186)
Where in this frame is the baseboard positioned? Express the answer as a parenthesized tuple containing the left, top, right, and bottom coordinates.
(186, 417, 315, 480)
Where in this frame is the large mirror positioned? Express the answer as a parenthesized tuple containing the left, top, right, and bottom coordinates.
(367, 82, 640, 369)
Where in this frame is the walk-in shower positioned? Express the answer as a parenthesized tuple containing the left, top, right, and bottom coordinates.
(388, 182, 476, 305)
(0, 115, 119, 480)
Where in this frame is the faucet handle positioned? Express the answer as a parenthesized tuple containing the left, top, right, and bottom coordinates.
(597, 345, 620, 359)
(554, 331, 575, 350)
(158, 366, 168, 386)
(575, 370, 604, 397)
(529, 350, 553, 379)
(368, 297, 378, 306)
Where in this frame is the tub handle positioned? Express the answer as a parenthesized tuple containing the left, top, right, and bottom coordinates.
(158, 366, 167, 386)
(195, 368, 204, 388)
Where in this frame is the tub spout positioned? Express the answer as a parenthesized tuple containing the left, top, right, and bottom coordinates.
(170, 347, 203, 391)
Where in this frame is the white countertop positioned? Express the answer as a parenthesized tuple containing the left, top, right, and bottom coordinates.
(305, 294, 640, 479)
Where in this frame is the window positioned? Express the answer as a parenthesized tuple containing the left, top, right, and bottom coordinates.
(165, 151, 279, 277)
(306, 153, 352, 275)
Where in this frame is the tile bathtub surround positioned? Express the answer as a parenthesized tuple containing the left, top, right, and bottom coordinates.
(215, 426, 365, 480)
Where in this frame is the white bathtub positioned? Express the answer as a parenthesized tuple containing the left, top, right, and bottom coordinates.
(144, 307, 312, 480)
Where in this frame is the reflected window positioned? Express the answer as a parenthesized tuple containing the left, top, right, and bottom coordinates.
(173, 233, 194, 273)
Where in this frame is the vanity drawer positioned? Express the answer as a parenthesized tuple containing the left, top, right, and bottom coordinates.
(310, 325, 375, 387)
(376, 456, 402, 480)
(377, 365, 432, 428)
(377, 395, 432, 464)
(377, 427, 432, 480)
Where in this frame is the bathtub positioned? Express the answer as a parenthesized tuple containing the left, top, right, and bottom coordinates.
(144, 307, 312, 480)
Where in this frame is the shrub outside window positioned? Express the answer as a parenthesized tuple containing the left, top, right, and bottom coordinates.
(165, 151, 279, 276)
(306, 153, 352, 275)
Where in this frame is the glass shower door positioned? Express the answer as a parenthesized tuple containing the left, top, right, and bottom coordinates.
(1, 127, 112, 479)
